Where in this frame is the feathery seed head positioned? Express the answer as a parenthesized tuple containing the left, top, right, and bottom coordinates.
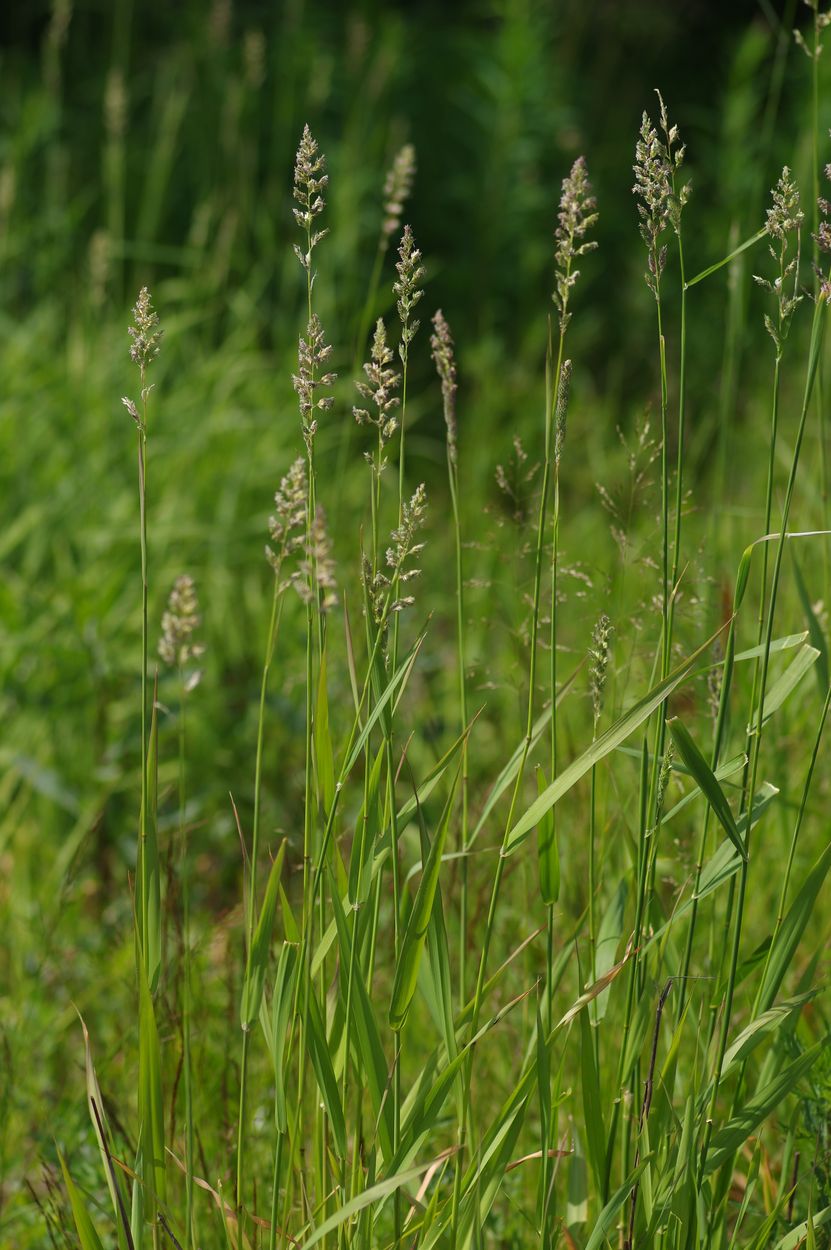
(295, 504, 337, 613)
(382, 144, 416, 246)
(394, 225, 425, 351)
(430, 310, 458, 464)
(365, 483, 428, 624)
(553, 156, 598, 333)
(293, 125, 329, 268)
(554, 359, 572, 466)
(159, 574, 205, 681)
(589, 612, 612, 727)
(354, 318, 400, 444)
(128, 287, 162, 373)
(633, 114, 671, 294)
(755, 168, 803, 346)
(267, 456, 307, 576)
(766, 166, 803, 241)
(633, 95, 689, 297)
(293, 314, 336, 449)
(814, 146, 831, 299)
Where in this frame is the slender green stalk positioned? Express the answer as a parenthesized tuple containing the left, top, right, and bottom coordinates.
(236, 581, 285, 1212)
(698, 291, 828, 1184)
(178, 668, 195, 1250)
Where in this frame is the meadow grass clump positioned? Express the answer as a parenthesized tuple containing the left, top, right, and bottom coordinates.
(7, 29, 831, 1250)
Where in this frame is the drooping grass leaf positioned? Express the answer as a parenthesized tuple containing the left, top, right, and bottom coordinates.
(668, 717, 746, 862)
(506, 630, 723, 853)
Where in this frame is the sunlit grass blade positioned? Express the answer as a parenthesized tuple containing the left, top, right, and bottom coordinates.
(747, 644, 820, 734)
(506, 628, 724, 853)
(298, 1160, 437, 1250)
(58, 1149, 107, 1250)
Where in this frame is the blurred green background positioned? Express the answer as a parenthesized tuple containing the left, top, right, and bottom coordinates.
(2, 0, 830, 1233)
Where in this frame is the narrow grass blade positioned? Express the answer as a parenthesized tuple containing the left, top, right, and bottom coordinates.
(268, 942, 297, 1133)
(328, 873, 395, 1160)
(78, 1014, 133, 1250)
(306, 984, 347, 1159)
(774, 1206, 831, 1250)
(348, 744, 384, 906)
(720, 990, 819, 1082)
(240, 840, 287, 1030)
(668, 717, 746, 861)
(584, 1155, 653, 1250)
(792, 553, 829, 692)
(342, 624, 426, 777)
(298, 1161, 436, 1249)
(389, 765, 460, 1031)
(747, 644, 820, 733)
(506, 630, 721, 853)
(580, 1005, 606, 1194)
(138, 954, 166, 1212)
(58, 1150, 107, 1250)
(703, 1038, 827, 1174)
(757, 839, 831, 1012)
(593, 879, 627, 1024)
(684, 226, 766, 288)
(139, 684, 162, 994)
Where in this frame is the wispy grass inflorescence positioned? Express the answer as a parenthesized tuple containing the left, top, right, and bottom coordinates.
(381, 143, 416, 247)
(431, 309, 458, 462)
(296, 504, 337, 612)
(553, 156, 598, 333)
(354, 317, 400, 446)
(128, 286, 163, 375)
(292, 124, 329, 272)
(266, 456, 308, 576)
(756, 166, 803, 347)
(633, 98, 688, 298)
(394, 224, 424, 353)
(292, 315, 336, 450)
(814, 147, 831, 297)
(158, 575, 205, 680)
(364, 483, 427, 623)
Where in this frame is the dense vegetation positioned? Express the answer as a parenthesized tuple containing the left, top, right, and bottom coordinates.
(4, 2, 831, 1247)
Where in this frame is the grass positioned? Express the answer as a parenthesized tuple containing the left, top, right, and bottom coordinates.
(4, 4, 831, 1249)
